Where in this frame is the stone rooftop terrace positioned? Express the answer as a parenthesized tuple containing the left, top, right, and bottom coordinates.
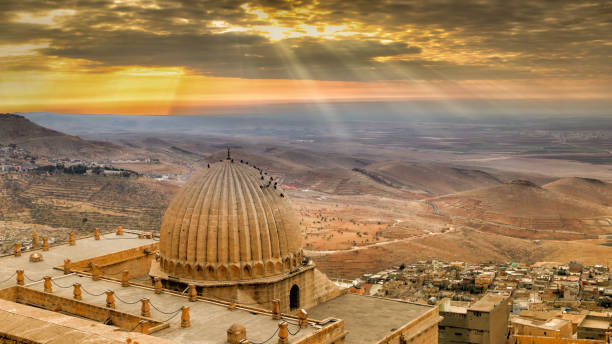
(24, 274, 319, 344)
(0, 232, 156, 288)
(307, 293, 433, 344)
(0, 234, 328, 344)
(0, 298, 174, 344)
(468, 293, 508, 312)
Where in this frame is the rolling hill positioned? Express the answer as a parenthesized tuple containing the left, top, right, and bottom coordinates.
(0, 113, 129, 160)
(431, 179, 612, 238)
(543, 177, 612, 206)
(353, 161, 504, 196)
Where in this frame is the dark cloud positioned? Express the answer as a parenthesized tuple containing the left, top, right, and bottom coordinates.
(1, 0, 611, 80)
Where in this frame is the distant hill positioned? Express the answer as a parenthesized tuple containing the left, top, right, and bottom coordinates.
(0, 113, 128, 160)
(354, 161, 504, 196)
(543, 177, 612, 206)
(432, 179, 612, 237)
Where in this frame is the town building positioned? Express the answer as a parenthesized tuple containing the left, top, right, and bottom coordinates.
(438, 293, 510, 343)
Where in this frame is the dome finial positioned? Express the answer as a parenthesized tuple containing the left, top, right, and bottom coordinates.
(226, 146, 231, 160)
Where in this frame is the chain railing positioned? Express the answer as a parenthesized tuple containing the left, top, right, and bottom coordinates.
(0, 272, 17, 284)
(250, 326, 280, 344)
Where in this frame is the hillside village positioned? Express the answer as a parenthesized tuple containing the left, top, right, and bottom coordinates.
(346, 259, 612, 341)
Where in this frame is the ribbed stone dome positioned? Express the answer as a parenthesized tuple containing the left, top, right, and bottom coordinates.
(159, 159, 303, 281)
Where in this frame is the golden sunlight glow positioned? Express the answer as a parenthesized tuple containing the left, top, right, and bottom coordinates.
(2, 62, 609, 115)
(234, 3, 363, 41)
(15, 9, 76, 27)
(0, 43, 50, 57)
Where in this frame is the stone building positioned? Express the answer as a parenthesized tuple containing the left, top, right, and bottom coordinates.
(509, 310, 611, 344)
(438, 293, 510, 343)
(578, 312, 612, 341)
(0, 156, 442, 343)
(510, 317, 573, 338)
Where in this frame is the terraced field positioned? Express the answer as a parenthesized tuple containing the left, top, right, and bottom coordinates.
(0, 173, 176, 239)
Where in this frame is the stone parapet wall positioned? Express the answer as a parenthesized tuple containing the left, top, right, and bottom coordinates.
(377, 306, 441, 344)
(294, 319, 346, 344)
(69, 242, 158, 278)
(512, 334, 608, 343)
(0, 285, 166, 334)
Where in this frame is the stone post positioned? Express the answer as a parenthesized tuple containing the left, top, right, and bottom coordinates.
(69, 232, 76, 246)
(298, 309, 308, 328)
(43, 276, 52, 293)
(105, 291, 115, 308)
(272, 299, 281, 319)
(42, 237, 49, 251)
(121, 270, 130, 287)
(94, 228, 100, 240)
(227, 324, 246, 344)
(116, 226, 123, 236)
(32, 230, 39, 248)
(140, 298, 150, 317)
(64, 259, 72, 274)
(181, 306, 190, 328)
(92, 264, 101, 281)
(278, 322, 289, 344)
(16, 270, 24, 286)
(73, 283, 82, 300)
(228, 300, 236, 310)
(14, 242, 21, 257)
(188, 284, 197, 302)
(153, 277, 162, 294)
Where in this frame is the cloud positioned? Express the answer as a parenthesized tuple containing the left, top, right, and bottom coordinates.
(1, 0, 611, 81)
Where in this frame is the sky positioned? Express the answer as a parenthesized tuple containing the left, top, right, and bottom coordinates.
(1, 0, 611, 116)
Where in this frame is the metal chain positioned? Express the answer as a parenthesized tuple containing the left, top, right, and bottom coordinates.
(159, 309, 182, 323)
(51, 278, 73, 289)
(287, 324, 301, 336)
(0, 272, 17, 284)
(250, 327, 280, 344)
(281, 317, 303, 336)
(80, 285, 108, 297)
(114, 293, 141, 305)
(149, 301, 183, 315)
(24, 274, 43, 282)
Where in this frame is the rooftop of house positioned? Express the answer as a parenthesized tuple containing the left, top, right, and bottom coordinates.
(307, 293, 434, 344)
(468, 293, 508, 312)
(561, 313, 587, 326)
(579, 318, 611, 330)
(511, 317, 570, 331)
(518, 310, 562, 321)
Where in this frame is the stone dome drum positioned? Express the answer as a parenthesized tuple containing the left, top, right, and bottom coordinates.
(159, 159, 303, 282)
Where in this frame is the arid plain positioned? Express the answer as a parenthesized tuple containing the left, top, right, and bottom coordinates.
(2, 113, 611, 278)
